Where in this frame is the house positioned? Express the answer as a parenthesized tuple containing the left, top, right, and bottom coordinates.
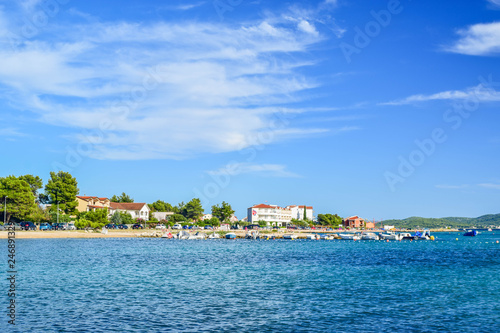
(76, 196, 110, 212)
(247, 204, 292, 227)
(229, 214, 238, 223)
(109, 202, 150, 220)
(286, 205, 314, 221)
(152, 212, 174, 221)
(201, 213, 212, 221)
(343, 216, 366, 229)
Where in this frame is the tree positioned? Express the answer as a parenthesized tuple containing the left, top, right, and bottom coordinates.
(174, 201, 185, 215)
(119, 212, 133, 224)
(207, 216, 220, 227)
(82, 208, 109, 228)
(304, 205, 307, 220)
(0, 176, 37, 223)
(211, 201, 234, 223)
(182, 198, 204, 220)
(19, 175, 43, 201)
(110, 192, 134, 203)
(317, 214, 342, 227)
(44, 171, 79, 215)
(110, 211, 122, 225)
(169, 214, 187, 223)
(148, 200, 174, 212)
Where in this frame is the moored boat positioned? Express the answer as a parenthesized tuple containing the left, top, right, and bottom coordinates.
(379, 231, 402, 241)
(283, 234, 297, 240)
(306, 234, 320, 240)
(225, 232, 236, 239)
(361, 232, 379, 240)
(339, 233, 361, 240)
(463, 230, 478, 237)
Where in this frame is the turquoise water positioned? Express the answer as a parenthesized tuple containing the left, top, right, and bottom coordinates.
(1, 232, 499, 332)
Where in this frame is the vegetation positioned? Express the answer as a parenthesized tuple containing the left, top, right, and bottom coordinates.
(317, 214, 342, 227)
(211, 201, 234, 223)
(0, 175, 37, 223)
(382, 214, 500, 229)
(182, 198, 204, 220)
(44, 171, 79, 215)
(110, 192, 134, 203)
(148, 200, 174, 212)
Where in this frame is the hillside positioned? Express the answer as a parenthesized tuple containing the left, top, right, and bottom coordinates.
(382, 214, 500, 229)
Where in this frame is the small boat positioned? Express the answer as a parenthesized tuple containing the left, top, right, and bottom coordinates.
(401, 232, 416, 240)
(339, 233, 361, 240)
(208, 232, 220, 239)
(161, 232, 174, 239)
(283, 234, 297, 240)
(225, 233, 236, 239)
(361, 232, 379, 240)
(379, 231, 402, 241)
(188, 232, 206, 240)
(463, 230, 478, 237)
(306, 234, 320, 240)
(177, 230, 190, 239)
(245, 231, 259, 240)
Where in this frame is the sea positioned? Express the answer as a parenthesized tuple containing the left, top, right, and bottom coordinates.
(1, 232, 499, 332)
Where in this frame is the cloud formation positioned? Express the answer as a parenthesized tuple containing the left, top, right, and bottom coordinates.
(208, 162, 300, 178)
(446, 21, 500, 56)
(0, 6, 330, 160)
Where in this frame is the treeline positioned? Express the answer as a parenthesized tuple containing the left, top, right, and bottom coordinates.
(382, 214, 500, 229)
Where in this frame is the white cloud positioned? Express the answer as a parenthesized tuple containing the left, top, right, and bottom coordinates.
(298, 20, 319, 36)
(487, 0, 500, 8)
(208, 162, 300, 178)
(383, 83, 500, 105)
(478, 183, 500, 189)
(0, 15, 333, 160)
(446, 21, 500, 56)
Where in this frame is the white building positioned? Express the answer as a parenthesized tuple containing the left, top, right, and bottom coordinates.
(286, 205, 314, 221)
(152, 211, 174, 221)
(201, 213, 212, 221)
(247, 204, 292, 227)
(109, 202, 150, 220)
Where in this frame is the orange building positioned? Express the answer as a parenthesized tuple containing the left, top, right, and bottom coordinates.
(343, 216, 366, 229)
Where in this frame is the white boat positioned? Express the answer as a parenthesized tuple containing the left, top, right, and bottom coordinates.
(177, 230, 190, 239)
(379, 231, 402, 240)
(188, 232, 206, 240)
(339, 233, 361, 240)
(207, 232, 220, 239)
(306, 234, 320, 240)
(361, 232, 379, 240)
(161, 232, 174, 239)
(283, 234, 297, 240)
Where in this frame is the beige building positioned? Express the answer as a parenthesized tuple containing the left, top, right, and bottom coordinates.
(76, 196, 110, 212)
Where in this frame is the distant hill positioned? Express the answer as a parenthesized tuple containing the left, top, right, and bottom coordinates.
(382, 214, 500, 229)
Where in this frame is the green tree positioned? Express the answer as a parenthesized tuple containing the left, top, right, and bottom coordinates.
(49, 212, 71, 223)
(169, 214, 187, 223)
(119, 212, 134, 224)
(110, 211, 122, 224)
(148, 200, 174, 212)
(75, 218, 91, 230)
(83, 208, 109, 228)
(207, 216, 220, 227)
(44, 171, 79, 215)
(182, 198, 204, 220)
(317, 214, 342, 227)
(110, 192, 134, 203)
(0, 176, 37, 223)
(257, 220, 268, 227)
(211, 201, 234, 223)
(19, 175, 43, 201)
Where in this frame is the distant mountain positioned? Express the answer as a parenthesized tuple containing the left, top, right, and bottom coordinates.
(382, 214, 500, 228)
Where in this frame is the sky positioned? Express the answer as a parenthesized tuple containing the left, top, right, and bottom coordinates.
(0, 0, 499, 220)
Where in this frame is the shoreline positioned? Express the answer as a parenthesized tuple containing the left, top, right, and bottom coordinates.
(0, 228, 462, 239)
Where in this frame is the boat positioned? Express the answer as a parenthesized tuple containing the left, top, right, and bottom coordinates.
(207, 232, 220, 239)
(245, 231, 259, 240)
(161, 232, 174, 239)
(361, 232, 379, 240)
(401, 232, 416, 240)
(379, 231, 402, 240)
(177, 230, 190, 239)
(188, 232, 206, 240)
(306, 234, 320, 240)
(463, 230, 478, 237)
(225, 232, 236, 239)
(283, 234, 297, 240)
(339, 233, 361, 240)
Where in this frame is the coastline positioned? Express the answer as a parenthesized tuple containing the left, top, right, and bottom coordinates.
(0, 228, 461, 239)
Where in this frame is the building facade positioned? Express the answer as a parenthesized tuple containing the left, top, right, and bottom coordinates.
(109, 202, 150, 220)
(76, 196, 110, 212)
(286, 205, 314, 221)
(343, 216, 366, 229)
(247, 204, 292, 227)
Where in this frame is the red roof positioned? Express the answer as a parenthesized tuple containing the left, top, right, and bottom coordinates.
(297, 205, 313, 209)
(252, 204, 275, 209)
(77, 196, 109, 201)
(110, 202, 148, 210)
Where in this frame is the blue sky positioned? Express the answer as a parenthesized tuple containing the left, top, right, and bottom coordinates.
(1, 0, 500, 220)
